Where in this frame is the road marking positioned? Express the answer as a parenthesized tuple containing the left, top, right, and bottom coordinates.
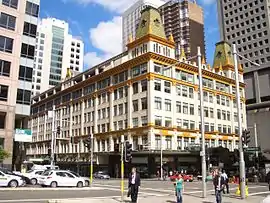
(249, 191, 270, 196)
(0, 196, 122, 203)
(0, 186, 104, 191)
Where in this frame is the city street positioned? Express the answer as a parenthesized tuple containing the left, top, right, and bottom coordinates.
(0, 180, 269, 203)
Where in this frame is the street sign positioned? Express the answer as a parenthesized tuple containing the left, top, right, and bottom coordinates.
(244, 147, 260, 152)
(14, 129, 32, 142)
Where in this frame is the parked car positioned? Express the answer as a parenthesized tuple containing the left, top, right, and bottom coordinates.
(0, 170, 25, 188)
(22, 169, 45, 185)
(93, 171, 110, 179)
(38, 170, 87, 187)
(67, 171, 90, 186)
(0, 167, 30, 185)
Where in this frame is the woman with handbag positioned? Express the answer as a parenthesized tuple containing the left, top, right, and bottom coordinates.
(175, 174, 184, 203)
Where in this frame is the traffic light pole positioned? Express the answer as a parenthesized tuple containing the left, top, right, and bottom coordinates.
(233, 44, 246, 199)
(90, 133, 94, 187)
(50, 105, 56, 167)
(121, 136, 124, 202)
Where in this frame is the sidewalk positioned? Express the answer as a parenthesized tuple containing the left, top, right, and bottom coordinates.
(48, 194, 266, 203)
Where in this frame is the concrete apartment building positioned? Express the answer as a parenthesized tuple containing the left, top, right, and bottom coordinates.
(217, 0, 270, 159)
(122, 0, 165, 51)
(0, 0, 40, 168)
(26, 6, 246, 176)
(32, 18, 84, 96)
(159, 0, 206, 60)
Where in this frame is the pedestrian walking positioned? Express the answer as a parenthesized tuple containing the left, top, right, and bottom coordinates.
(175, 174, 184, 203)
(128, 167, 141, 203)
(221, 170, 229, 194)
(213, 171, 225, 203)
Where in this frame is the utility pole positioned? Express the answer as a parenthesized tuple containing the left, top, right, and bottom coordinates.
(232, 44, 246, 199)
(50, 105, 55, 167)
(197, 46, 207, 198)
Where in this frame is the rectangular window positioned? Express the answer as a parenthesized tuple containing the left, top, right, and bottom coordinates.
(16, 89, 31, 105)
(23, 22, 37, 37)
(133, 82, 138, 94)
(189, 87, 194, 98)
(114, 89, 117, 100)
(227, 111, 231, 121)
(25, 1, 39, 17)
(118, 87, 124, 99)
(154, 79, 161, 91)
(141, 97, 147, 110)
(21, 43, 35, 59)
(118, 104, 123, 115)
(133, 100, 138, 112)
(114, 105, 117, 116)
(183, 120, 189, 129)
(0, 13, 16, 31)
(0, 35, 13, 53)
(210, 123, 215, 132)
(2, 0, 18, 9)
(18, 66, 33, 82)
(154, 97, 162, 110)
(176, 101, 181, 113)
(217, 110, 221, 119)
(165, 99, 171, 111)
(210, 108, 214, 118)
(155, 116, 162, 126)
(165, 117, 172, 127)
(190, 104, 194, 115)
(190, 121, 195, 130)
(0, 59, 10, 77)
(132, 117, 139, 127)
(0, 85, 8, 101)
(176, 119, 182, 128)
(182, 86, 188, 97)
(204, 107, 209, 117)
(141, 79, 147, 92)
(164, 81, 171, 93)
(141, 116, 147, 126)
(155, 135, 161, 149)
(165, 136, 172, 149)
(0, 112, 6, 129)
(183, 103, 188, 114)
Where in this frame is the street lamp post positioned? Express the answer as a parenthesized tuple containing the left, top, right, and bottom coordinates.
(232, 44, 260, 199)
(50, 105, 56, 167)
(197, 47, 207, 198)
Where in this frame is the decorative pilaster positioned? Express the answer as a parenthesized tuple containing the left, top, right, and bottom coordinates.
(147, 128, 155, 150)
(81, 100, 85, 136)
(93, 94, 98, 133)
(127, 81, 132, 128)
(147, 76, 154, 125)
(109, 88, 114, 131)
(109, 135, 114, 152)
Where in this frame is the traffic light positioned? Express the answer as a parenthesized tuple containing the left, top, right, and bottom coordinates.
(83, 134, 92, 150)
(114, 143, 120, 152)
(242, 129, 251, 146)
(124, 141, 132, 162)
(56, 126, 61, 134)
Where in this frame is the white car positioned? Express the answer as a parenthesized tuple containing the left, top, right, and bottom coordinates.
(39, 170, 86, 188)
(23, 170, 45, 185)
(0, 171, 24, 188)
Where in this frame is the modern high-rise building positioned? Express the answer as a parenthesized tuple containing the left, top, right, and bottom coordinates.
(27, 6, 246, 177)
(122, 0, 165, 51)
(32, 18, 84, 96)
(159, 0, 206, 60)
(0, 0, 40, 168)
(217, 0, 270, 159)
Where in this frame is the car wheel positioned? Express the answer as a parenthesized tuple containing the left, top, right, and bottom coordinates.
(8, 180, 18, 188)
(100, 176, 104, 179)
(84, 180, 89, 187)
(50, 181, 57, 188)
(77, 181, 83, 188)
(31, 178, 37, 185)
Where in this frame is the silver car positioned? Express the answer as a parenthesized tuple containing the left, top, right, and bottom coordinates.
(93, 171, 110, 179)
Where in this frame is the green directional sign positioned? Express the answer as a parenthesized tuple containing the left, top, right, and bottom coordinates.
(244, 147, 261, 152)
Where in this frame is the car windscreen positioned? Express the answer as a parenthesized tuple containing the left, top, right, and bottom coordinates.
(27, 170, 34, 173)
(42, 170, 53, 176)
(69, 171, 80, 177)
(0, 168, 13, 175)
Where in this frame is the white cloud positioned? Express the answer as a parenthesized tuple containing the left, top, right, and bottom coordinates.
(63, 0, 138, 13)
(84, 16, 122, 68)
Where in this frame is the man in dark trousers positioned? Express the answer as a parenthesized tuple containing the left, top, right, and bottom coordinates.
(213, 170, 225, 203)
(128, 167, 141, 203)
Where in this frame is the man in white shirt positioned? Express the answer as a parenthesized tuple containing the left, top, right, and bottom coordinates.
(128, 167, 141, 203)
(221, 170, 229, 194)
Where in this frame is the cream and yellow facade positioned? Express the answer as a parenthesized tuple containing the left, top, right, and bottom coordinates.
(26, 7, 246, 173)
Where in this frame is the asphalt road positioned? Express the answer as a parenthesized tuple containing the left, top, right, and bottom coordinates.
(0, 180, 269, 203)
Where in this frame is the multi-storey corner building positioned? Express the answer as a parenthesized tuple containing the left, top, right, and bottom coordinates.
(32, 18, 84, 96)
(27, 6, 246, 176)
(217, 0, 270, 159)
(0, 0, 40, 168)
(159, 0, 206, 60)
(122, 0, 165, 51)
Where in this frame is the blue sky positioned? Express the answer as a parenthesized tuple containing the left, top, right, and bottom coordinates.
(40, 0, 219, 70)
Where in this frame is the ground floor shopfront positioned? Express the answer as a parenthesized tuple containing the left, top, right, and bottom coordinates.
(55, 151, 201, 178)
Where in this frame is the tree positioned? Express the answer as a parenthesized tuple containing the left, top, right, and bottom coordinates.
(0, 148, 9, 162)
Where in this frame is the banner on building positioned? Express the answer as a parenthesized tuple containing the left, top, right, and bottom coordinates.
(14, 129, 32, 142)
